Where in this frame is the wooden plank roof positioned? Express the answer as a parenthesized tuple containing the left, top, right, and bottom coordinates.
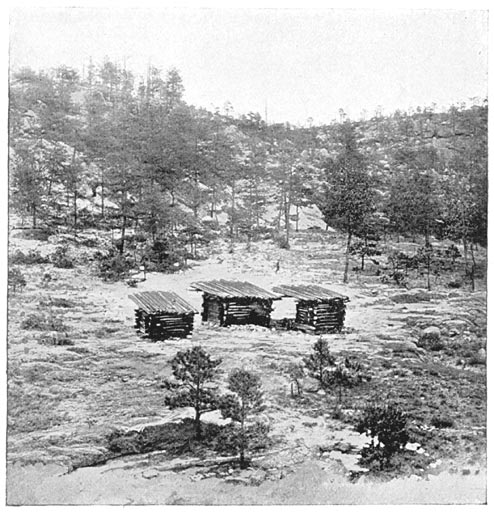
(129, 291, 198, 315)
(272, 284, 350, 302)
(190, 279, 280, 299)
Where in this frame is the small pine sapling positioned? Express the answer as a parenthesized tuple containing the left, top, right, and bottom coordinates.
(219, 368, 266, 468)
(303, 337, 336, 387)
(164, 346, 222, 440)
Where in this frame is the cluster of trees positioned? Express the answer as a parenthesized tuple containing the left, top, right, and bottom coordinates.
(9, 61, 487, 278)
(163, 346, 266, 468)
(164, 341, 410, 472)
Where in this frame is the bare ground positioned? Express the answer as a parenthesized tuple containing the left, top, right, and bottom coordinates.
(6, 230, 487, 504)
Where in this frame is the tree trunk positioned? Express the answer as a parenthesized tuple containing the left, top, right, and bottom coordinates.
(230, 180, 236, 253)
(463, 235, 469, 277)
(73, 190, 78, 236)
(426, 251, 431, 291)
(284, 195, 290, 248)
(120, 215, 127, 255)
(239, 413, 247, 468)
(343, 231, 353, 283)
(470, 243, 476, 291)
(195, 409, 202, 440)
(101, 169, 105, 218)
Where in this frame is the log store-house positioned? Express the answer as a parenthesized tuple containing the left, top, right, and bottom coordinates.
(190, 280, 280, 327)
(129, 291, 197, 339)
(272, 284, 349, 334)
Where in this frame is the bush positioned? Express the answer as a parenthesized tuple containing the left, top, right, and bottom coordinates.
(39, 297, 76, 308)
(212, 422, 271, 458)
(431, 415, 455, 429)
(95, 249, 134, 281)
(355, 403, 410, 470)
(106, 419, 223, 456)
(50, 246, 74, 269)
(13, 228, 54, 241)
(8, 268, 26, 292)
(10, 249, 49, 265)
(142, 238, 188, 272)
(416, 328, 444, 351)
(272, 232, 290, 249)
(38, 332, 74, 346)
(20, 313, 67, 332)
(322, 357, 365, 403)
(303, 338, 336, 386)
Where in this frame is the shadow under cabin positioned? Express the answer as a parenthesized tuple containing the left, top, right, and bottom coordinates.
(272, 284, 349, 334)
(190, 279, 281, 327)
(129, 290, 198, 340)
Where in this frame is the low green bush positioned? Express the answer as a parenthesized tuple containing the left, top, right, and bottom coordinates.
(50, 246, 74, 269)
(8, 268, 26, 292)
(20, 313, 67, 332)
(10, 249, 49, 265)
(355, 403, 410, 470)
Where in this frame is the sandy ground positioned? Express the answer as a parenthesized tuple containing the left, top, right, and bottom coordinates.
(7, 459, 486, 505)
(6, 230, 487, 505)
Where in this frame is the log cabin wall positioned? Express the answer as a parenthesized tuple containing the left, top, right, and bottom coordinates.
(135, 309, 195, 339)
(129, 291, 197, 340)
(202, 295, 273, 327)
(224, 298, 273, 327)
(296, 298, 346, 333)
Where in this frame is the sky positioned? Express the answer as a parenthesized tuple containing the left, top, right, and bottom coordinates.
(9, 6, 489, 125)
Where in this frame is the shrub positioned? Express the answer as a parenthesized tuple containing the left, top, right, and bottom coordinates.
(431, 415, 455, 429)
(303, 338, 336, 386)
(50, 246, 74, 269)
(38, 332, 74, 346)
(322, 357, 365, 403)
(355, 403, 410, 470)
(272, 232, 290, 249)
(39, 297, 76, 308)
(106, 419, 223, 456)
(13, 228, 53, 241)
(10, 249, 49, 265)
(8, 268, 26, 292)
(95, 250, 134, 281)
(416, 329, 444, 352)
(42, 272, 53, 283)
(20, 313, 67, 332)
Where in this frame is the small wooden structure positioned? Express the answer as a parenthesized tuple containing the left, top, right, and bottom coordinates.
(191, 280, 280, 327)
(272, 284, 349, 334)
(129, 291, 197, 340)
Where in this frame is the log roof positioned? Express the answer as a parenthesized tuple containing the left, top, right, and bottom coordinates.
(129, 291, 198, 315)
(272, 284, 350, 302)
(190, 279, 280, 299)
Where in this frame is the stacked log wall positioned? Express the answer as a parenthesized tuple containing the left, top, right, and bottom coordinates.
(224, 298, 273, 327)
(134, 309, 194, 339)
(295, 299, 346, 333)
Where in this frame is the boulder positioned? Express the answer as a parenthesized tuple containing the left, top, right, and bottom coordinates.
(476, 348, 487, 364)
(142, 469, 159, 479)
